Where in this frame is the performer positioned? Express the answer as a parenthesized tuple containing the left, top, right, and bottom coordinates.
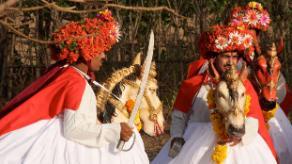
(227, 2, 292, 163)
(0, 10, 149, 164)
(152, 25, 277, 164)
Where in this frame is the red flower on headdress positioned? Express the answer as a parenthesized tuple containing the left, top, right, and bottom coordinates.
(228, 2, 271, 31)
(242, 34, 253, 48)
(243, 10, 260, 26)
(199, 25, 254, 59)
(52, 10, 120, 64)
(260, 11, 271, 27)
(229, 31, 242, 46)
(215, 36, 229, 50)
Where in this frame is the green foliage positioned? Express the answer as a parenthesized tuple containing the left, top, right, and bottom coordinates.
(21, 0, 40, 7)
(56, 0, 72, 7)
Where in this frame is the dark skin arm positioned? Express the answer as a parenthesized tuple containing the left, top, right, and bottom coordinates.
(120, 122, 133, 141)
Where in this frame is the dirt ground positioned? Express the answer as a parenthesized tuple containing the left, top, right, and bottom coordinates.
(141, 131, 170, 161)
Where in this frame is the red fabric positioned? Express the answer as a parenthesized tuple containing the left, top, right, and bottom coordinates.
(277, 37, 284, 55)
(0, 66, 64, 119)
(0, 67, 86, 136)
(186, 58, 207, 79)
(173, 72, 207, 113)
(174, 72, 277, 159)
(243, 80, 277, 159)
(280, 85, 292, 115)
(173, 58, 208, 112)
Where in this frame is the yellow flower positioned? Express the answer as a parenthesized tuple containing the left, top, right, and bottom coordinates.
(212, 144, 228, 164)
(125, 99, 142, 131)
(262, 103, 279, 122)
(134, 110, 142, 131)
(207, 89, 216, 109)
(210, 112, 226, 139)
(248, 2, 263, 11)
(244, 95, 251, 115)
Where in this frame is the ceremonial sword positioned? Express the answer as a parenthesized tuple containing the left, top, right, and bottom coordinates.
(117, 30, 155, 151)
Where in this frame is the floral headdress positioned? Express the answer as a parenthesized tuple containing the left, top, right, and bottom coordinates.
(199, 25, 255, 60)
(51, 9, 121, 64)
(229, 1, 271, 31)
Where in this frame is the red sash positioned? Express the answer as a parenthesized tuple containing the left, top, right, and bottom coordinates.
(0, 67, 86, 136)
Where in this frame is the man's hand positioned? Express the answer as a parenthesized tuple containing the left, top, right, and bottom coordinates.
(120, 122, 133, 141)
(229, 136, 242, 146)
(218, 136, 241, 146)
(208, 58, 220, 82)
(168, 137, 185, 158)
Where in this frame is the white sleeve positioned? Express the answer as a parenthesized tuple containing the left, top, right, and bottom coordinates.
(63, 109, 121, 148)
(170, 109, 188, 138)
(241, 117, 259, 145)
(62, 83, 121, 148)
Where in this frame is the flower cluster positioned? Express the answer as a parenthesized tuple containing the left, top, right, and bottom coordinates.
(199, 25, 254, 59)
(52, 9, 121, 64)
(229, 2, 271, 31)
(125, 99, 142, 131)
(211, 144, 228, 164)
(262, 103, 279, 123)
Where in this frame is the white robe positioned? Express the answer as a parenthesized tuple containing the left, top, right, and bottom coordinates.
(0, 67, 149, 164)
(268, 107, 292, 164)
(152, 85, 276, 164)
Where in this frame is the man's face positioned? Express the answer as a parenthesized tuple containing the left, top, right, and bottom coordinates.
(90, 52, 106, 72)
(215, 52, 239, 74)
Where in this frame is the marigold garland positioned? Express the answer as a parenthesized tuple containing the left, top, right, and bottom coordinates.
(207, 89, 251, 164)
(211, 144, 228, 164)
(125, 99, 142, 131)
(244, 95, 251, 115)
(262, 103, 279, 122)
(207, 89, 216, 109)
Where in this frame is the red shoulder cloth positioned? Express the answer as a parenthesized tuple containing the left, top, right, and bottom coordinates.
(174, 58, 208, 113)
(280, 85, 292, 115)
(173, 72, 208, 113)
(186, 58, 207, 79)
(0, 67, 86, 136)
(0, 66, 64, 118)
(244, 80, 277, 159)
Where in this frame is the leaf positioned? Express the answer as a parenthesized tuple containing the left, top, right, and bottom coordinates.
(69, 41, 77, 51)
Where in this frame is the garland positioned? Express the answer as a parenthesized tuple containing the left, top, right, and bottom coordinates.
(262, 103, 279, 122)
(207, 89, 251, 164)
(125, 99, 142, 131)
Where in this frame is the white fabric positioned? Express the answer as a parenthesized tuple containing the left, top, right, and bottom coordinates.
(268, 107, 292, 164)
(0, 117, 148, 164)
(153, 123, 276, 164)
(63, 81, 121, 148)
(0, 68, 149, 164)
(153, 85, 276, 164)
(241, 117, 259, 145)
(276, 73, 287, 104)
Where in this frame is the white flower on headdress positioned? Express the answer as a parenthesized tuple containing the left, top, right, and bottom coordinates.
(243, 10, 261, 26)
(259, 12, 271, 27)
(110, 24, 121, 42)
(215, 36, 229, 50)
(242, 34, 253, 48)
(228, 31, 243, 46)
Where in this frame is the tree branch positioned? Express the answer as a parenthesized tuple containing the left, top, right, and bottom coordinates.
(6, 0, 188, 19)
(0, 0, 19, 13)
(0, 20, 54, 44)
